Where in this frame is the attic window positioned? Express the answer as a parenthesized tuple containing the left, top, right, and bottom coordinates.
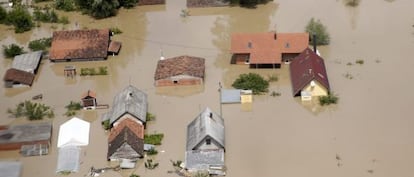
(247, 42, 252, 48)
(206, 138, 211, 145)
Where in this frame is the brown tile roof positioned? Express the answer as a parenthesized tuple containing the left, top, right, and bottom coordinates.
(107, 126, 144, 160)
(231, 32, 309, 64)
(4, 68, 35, 86)
(108, 41, 122, 54)
(290, 48, 330, 96)
(49, 29, 110, 61)
(108, 118, 144, 142)
(154, 55, 205, 80)
(81, 90, 96, 99)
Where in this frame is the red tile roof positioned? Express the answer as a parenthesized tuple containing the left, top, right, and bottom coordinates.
(108, 118, 144, 142)
(290, 48, 330, 96)
(154, 55, 205, 80)
(81, 90, 96, 99)
(231, 32, 309, 64)
(49, 29, 110, 61)
(3, 68, 35, 86)
(108, 41, 122, 54)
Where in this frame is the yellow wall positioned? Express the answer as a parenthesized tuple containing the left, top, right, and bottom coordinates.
(303, 80, 328, 97)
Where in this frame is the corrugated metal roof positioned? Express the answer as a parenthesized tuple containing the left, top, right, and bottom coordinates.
(0, 161, 22, 177)
(220, 89, 241, 104)
(185, 149, 225, 175)
(0, 122, 52, 144)
(104, 85, 148, 125)
(56, 146, 81, 173)
(187, 107, 224, 151)
(12, 51, 42, 73)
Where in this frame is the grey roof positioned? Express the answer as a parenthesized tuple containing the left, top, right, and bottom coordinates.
(185, 149, 225, 175)
(0, 161, 22, 177)
(103, 85, 148, 125)
(12, 51, 42, 73)
(0, 122, 52, 144)
(221, 89, 241, 104)
(187, 107, 225, 151)
(56, 146, 81, 173)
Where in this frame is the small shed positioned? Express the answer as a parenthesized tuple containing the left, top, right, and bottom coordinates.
(12, 51, 42, 74)
(57, 117, 90, 148)
(0, 122, 52, 150)
(81, 90, 97, 110)
(64, 66, 76, 78)
(108, 41, 122, 55)
(3, 68, 35, 88)
(220, 89, 252, 104)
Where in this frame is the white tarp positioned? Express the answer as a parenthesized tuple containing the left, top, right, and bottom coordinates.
(57, 117, 90, 148)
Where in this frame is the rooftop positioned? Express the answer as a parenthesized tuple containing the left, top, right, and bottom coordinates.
(231, 32, 309, 64)
(3, 68, 35, 86)
(187, 107, 225, 151)
(154, 55, 205, 80)
(12, 51, 42, 73)
(290, 48, 330, 96)
(0, 122, 52, 144)
(185, 149, 225, 175)
(49, 29, 110, 61)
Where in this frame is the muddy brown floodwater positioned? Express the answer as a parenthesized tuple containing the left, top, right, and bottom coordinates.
(1, 0, 414, 177)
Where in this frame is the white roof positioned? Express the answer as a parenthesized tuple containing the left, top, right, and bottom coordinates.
(12, 51, 42, 73)
(57, 117, 90, 148)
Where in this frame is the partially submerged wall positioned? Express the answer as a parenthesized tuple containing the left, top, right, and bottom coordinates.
(138, 0, 165, 5)
(187, 0, 229, 8)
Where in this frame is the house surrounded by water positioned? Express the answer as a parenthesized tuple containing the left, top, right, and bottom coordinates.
(290, 48, 330, 100)
(3, 51, 43, 88)
(154, 55, 205, 87)
(231, 32, 309, 68)
(185, 107, 226, 175)
(49, 29, 121, 62)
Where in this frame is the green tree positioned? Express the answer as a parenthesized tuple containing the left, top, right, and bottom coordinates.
(305, 18, 330, 45)
(55, 0, 76, 11)
(6, 7, 34, 33)
(28, 37, 52, 51)
(90, 0, 119, 19)
(0, 6, 7, 23)
(232, 73, 269, 94)
(3, 44, 25, 58)
(119, 0, 138, 8)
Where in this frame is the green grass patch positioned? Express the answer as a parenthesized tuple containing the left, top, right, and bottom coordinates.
(144, 133, 164, 145)
(319, 93, 339, 106)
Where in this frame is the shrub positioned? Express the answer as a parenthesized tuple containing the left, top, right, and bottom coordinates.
(28, 37, 52, 51)
(270, 91, 281, 97)
(59, 16, 70, 24)
(130, 174, 140, 177)
(7, 101, 55, 120)
(55, 0, 76, 11)
(102, 119, 110, 130)
(232, 73, 269, 94)
(3, 44, 25, 58)
(144, 159, 159, 170)
(170, 160, 182, 167)
(6, 7, 34, 33)
(110, 27, 123, 35)
(147, 147, 158, 155)
(345, 0, 360, 7)
(146, 112, 156, 121)
(306, 18, 330, 45)
(0, 6, 7, 23)
(119, 0, 138, 8)
(355, 59, 364, 65)
(319, 93, 339, 106)
(144, 133, 164, 145)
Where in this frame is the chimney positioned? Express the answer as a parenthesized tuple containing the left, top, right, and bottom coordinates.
(312, 33, 317, 53)
(274, 32, 277, 40)
(209, 112, 213, 118)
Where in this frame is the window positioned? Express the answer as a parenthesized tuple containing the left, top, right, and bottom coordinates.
(206, 138, 211, 145)
(173, 80, 178, 84)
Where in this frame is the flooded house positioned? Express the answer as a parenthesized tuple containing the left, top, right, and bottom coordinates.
(0, 122, 52, 151)
(3, 51, 43, 88)
(49, 29, 121, 62)
(290, 48, 330, 101)
(107, 118, 144, 162)
(185, 107, 225, 175)
(154, 55, 205, 87)
(101, 85, 148, 128)
(102, 85, 147, 163)
(138, 0, 165, 5)
(187, 0, 229, 8)
(81, 90, 97, 110)
(231, 32, 309, 68)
